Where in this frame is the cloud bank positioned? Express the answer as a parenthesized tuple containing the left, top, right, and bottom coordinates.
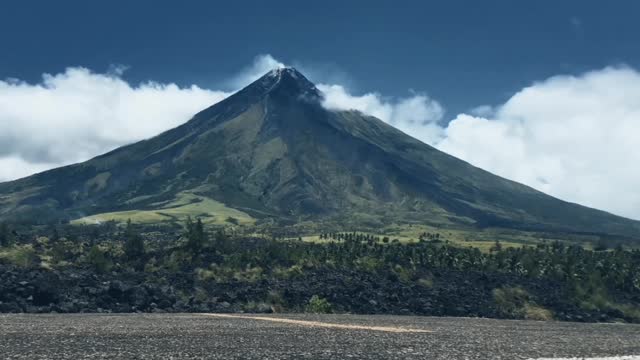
(435, 67, 640, 220)
(0, 54, 440, 182)
(318, 84, 445, 144)
(228, 54, 286, 89)
(0, 55, 638, 219)
(320, 65, 640, 219)
(0, 67, 229, 180)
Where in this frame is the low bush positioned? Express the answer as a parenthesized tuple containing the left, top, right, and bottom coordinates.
(524, 304, 554, 321)
(493, 286, 530, 318)
(0, 245, 37, 268)
(306, 295, 332, 314)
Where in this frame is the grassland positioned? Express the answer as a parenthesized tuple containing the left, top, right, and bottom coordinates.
(295, 223, 610, 253)
(72, 195, 617, 254)
(72, 192, 255, 226)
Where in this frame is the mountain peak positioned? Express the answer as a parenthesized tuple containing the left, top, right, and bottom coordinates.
(189, 67, 320, 125)
(266, 66, 301, 77)
(251, 66, 320, 100)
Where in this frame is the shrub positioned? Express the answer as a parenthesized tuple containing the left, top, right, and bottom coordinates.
(493, 286, 530, 318)
(243, 301, 272, 313)
(51, 239, 79, 263)
(0, 245, 37, 268)
(165, 249, 193, 272)
(578, 287, 640, 322)
(195, 267, 217, 282)
(493, 286, 553, 321)
(355, 256, 384, 273)
(87, 244, 111, 273)
(195, 264, 234, 282)
(306, 295, 332, 314)
(233, 266, 263, 283)
(417, 276, 434, 288)
(615, 303, 640, 322)
(272, 265, 304, 280)
(143, 257, 159, 274)
(0, 223, 15, 247)
(194, 287, 209, 303)
(392, 264, 414, 282)
(123, 219, 145, 260)
(524, 304, 554, 321)
(266, 290, 285, 310)
(185, 217, 207, 254)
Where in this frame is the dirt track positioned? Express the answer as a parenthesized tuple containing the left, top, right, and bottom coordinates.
(0, 313, 639, 359)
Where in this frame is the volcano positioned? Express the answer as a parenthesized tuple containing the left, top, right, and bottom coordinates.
(0, 68, 638, 239)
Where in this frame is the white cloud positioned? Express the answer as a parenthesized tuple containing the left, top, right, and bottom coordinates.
(316, 65, 640, 220)
(228, 54, 286, 89)
(0, 54, 288, 183)
(435, 67, 640, 220)
(0, 156, 55, 182)
(0, 67, 230, 179)
(318, 84, 445, 144)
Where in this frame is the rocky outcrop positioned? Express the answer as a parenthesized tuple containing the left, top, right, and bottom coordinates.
(0, 263, 633, 323)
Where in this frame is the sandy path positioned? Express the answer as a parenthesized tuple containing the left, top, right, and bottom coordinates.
(202, 313, 432, 333)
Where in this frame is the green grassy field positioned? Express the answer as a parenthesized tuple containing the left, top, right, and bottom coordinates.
(72, 192, 255, 226)
(295, 223, 608, 253)
(72, 198, 616, 254)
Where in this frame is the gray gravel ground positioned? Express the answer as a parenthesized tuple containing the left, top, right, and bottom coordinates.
(0, 313, 639, 359)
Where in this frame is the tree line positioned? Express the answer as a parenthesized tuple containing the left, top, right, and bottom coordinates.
(1, 219, 639, 317)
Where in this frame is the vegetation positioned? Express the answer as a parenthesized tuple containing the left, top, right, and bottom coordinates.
(185, 217, 207, 254)
(0, 221, 638, 322)
(87, 244, 111, 274)
(0, 222, 15, 247)
(306, 295, 332, 314)
(123, 219, 145, 260)
(72, 192, 255, 226)
(493, 287, 553, 321)
(0, 244, 36, 268)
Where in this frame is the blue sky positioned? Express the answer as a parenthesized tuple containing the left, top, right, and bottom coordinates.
(1, 1, 640, 219)
(2, 0, 640, 116)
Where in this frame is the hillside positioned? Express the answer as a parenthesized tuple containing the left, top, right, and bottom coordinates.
(0, 68, 638, 240)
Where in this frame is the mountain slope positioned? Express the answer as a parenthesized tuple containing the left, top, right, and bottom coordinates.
(0, 68, 638, 238)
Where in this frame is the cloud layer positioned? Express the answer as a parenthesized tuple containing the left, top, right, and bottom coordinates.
(0, 67, 229, 180)
(0, 55, 638, 220)
(307, 64, 640, 220)
(228, 54, 286, 89)
(435, 67, 640, 220)
(318, 84, 445, 144)
(0, 54, 438, 181)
